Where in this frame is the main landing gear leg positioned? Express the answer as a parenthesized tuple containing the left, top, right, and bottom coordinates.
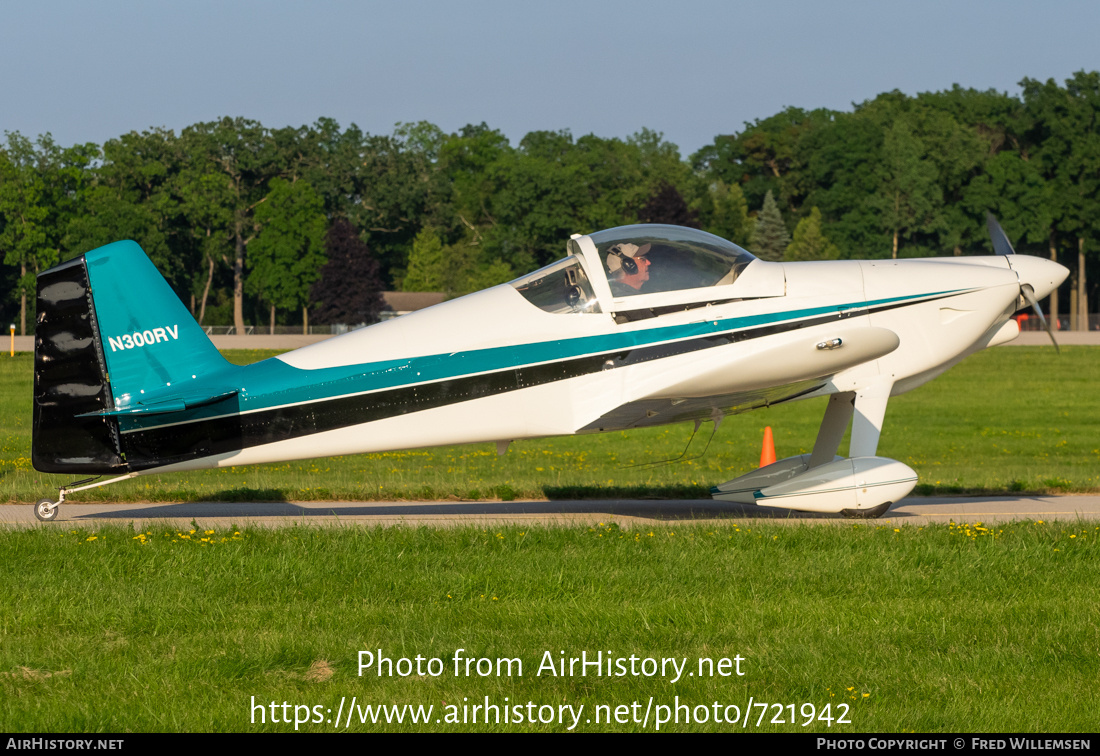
(808, 391, 855, 469)
(33, 473, 139, 522)
(840, 380, 899, 520)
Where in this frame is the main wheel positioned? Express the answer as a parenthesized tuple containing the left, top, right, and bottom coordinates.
(34, 499, 59, 522)
(840, 501, 893, 520)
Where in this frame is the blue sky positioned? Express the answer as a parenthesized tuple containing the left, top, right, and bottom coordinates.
(2, 0, 1097, 157)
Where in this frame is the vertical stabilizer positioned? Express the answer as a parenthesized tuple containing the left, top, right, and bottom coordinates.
(83, 241, 229, 398)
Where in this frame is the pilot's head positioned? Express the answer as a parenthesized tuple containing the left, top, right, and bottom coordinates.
(606, 243, 652, 290)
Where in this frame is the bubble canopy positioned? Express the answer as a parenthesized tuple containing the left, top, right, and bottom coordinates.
(587, 225, 756, 298)
(511, 225, 758, 314)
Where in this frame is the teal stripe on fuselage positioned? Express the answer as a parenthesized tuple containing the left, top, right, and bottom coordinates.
(117, 289, 964, 433)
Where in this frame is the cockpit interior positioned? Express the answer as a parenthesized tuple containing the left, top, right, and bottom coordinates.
(511, 225, 758, 318)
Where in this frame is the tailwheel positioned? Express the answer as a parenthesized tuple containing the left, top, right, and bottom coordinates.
(28, 473, 137, 522)
(841, 501, 893, 520)
(34, 499, 60, 522)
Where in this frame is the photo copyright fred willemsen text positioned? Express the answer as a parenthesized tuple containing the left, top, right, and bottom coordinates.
(248, 649, 854, 730)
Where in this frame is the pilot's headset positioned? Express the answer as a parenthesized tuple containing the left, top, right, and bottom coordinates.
(606, 243, 649, 276)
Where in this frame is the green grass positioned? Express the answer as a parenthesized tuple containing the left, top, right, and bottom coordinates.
(1, 346, 1097, 503)
(2, 520, 1098, 732)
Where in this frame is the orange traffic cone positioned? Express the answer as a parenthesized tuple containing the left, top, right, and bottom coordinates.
(759, 426, 776, 467)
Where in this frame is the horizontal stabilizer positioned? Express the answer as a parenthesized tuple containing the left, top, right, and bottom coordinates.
(77, 389, 239, 418)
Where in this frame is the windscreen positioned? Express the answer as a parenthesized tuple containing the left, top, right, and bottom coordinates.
(510, 256, 602, 314)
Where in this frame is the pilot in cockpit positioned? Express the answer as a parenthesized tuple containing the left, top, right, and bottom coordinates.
(605, 242, 652, 296)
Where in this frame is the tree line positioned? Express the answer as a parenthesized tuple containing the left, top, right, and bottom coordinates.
(2, 71, 1097, 335)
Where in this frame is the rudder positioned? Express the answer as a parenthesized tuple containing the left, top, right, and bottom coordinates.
(33, 256, 127, 473)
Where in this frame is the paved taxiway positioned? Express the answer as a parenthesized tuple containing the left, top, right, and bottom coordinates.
(3, 495, 1099, 528)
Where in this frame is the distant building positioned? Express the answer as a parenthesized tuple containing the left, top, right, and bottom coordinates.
(379, 291, 446, 320)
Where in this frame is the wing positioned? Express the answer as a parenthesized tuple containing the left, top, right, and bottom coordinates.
(576, 325, 900, 433)
(577, 379, 825, 433)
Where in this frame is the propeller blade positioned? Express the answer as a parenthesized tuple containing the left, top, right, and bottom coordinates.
(1021, 283, 1060, 353)
(986, 213, 1017, 256)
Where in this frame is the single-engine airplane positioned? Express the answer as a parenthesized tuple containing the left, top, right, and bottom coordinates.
(31, 217, 1067, 521)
